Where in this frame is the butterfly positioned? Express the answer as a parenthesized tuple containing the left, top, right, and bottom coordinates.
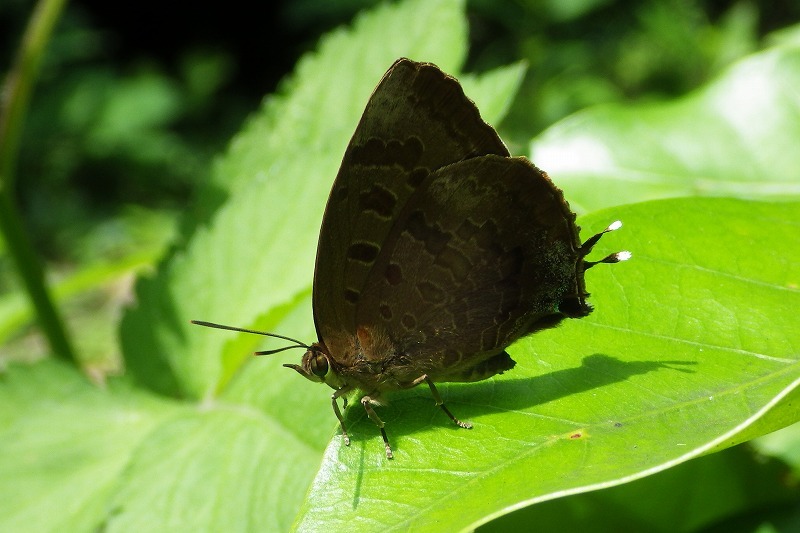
(194, 58, 629, 459)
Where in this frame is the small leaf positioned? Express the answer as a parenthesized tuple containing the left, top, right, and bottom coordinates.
(459, 61, 527, 127)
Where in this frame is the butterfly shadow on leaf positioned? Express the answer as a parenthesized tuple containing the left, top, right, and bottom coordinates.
(456, 353, 700, 416)
(338, 354, 698, 451)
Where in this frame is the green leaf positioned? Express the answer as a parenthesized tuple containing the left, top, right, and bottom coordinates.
(459, 61, 527, 128)
(209, 0, 469, 199)
(293, 198, 800, 532)
(120, 0, 474, 399)
(0, 362, 181, 532)
(103, 409, 324, 532)
(530, 45, 800, 213)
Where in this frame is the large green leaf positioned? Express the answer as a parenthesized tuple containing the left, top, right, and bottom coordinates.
(293, 198, 800, 531)
(529, 45, 800, 213)
(119, 0, 526, 400)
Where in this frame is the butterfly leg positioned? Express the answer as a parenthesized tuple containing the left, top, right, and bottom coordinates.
(360, 395, 393, 459)
(331, 387, 351, 446)
(422, 375, 473, 429)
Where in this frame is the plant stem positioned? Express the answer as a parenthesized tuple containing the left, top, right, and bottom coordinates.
(0, 0, 75, 363)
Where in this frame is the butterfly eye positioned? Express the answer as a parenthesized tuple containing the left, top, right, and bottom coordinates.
(310, 352, 329, 378)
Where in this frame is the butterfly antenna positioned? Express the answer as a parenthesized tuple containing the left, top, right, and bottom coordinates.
(580, 220, 632, 270)
(190, 320, 311, 356)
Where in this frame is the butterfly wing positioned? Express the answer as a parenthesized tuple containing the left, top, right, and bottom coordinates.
(313, 58, 509, 358)
(355, 154, 587, 384)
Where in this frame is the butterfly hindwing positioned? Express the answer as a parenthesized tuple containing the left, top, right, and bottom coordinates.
(355, 155, 582, 382)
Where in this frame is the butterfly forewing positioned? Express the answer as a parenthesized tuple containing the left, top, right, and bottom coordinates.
(313, 59, 510, 354)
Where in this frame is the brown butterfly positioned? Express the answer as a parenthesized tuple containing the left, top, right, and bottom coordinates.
(193, 58, 629, 459)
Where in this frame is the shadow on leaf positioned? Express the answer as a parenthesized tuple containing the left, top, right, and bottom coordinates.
(339, 354, 697, 449)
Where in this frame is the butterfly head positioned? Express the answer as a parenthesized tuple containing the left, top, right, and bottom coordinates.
(283, 343, 345, 389)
